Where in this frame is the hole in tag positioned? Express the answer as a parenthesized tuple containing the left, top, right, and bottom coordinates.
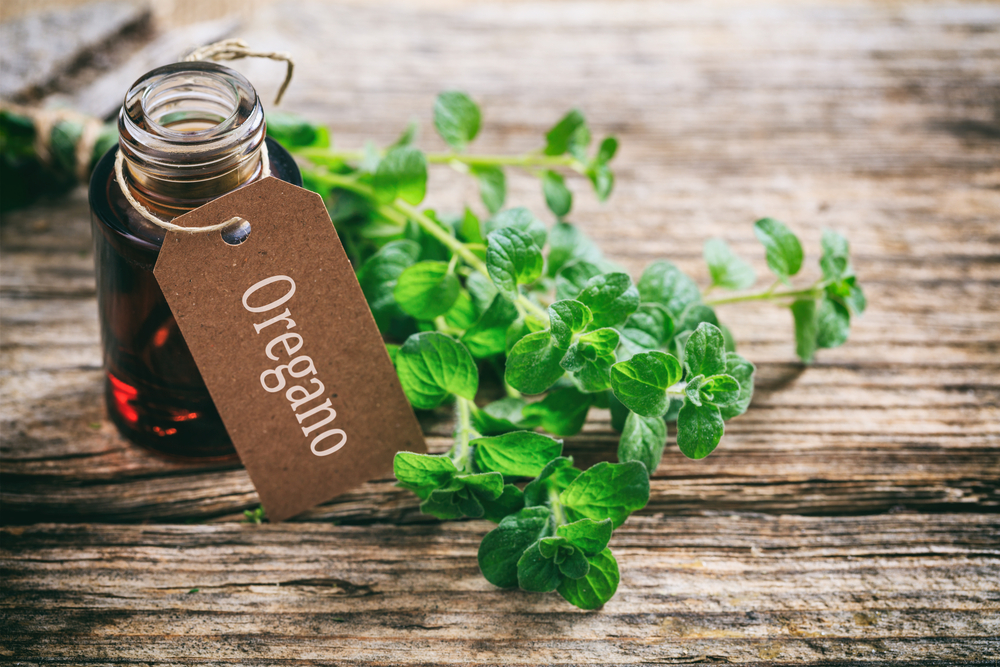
(221, 217, 251, 245)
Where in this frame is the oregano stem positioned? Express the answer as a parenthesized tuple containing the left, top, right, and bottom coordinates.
(704, 285, 823, 306)
(451, 396, 476, 472)
(548, 486, 568, 527)
(296, 147, 580, 171)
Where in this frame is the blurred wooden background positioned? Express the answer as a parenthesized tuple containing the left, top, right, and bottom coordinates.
(1, 0, 998, 664)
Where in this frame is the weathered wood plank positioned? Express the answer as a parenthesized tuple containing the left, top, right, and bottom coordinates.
(1, 516, 997, 664)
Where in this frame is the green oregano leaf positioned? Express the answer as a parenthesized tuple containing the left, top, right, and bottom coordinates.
(517, 541, 564, 592)
(791, 299, 819, 364)
(816, 297, 851, 348)
(544, 109, 587, 156)
(618, 411, 667, 473)
(576, 272, 640, 328)
(486, 227, 544, 300)
(555, 260, 603, 300)
(478, 506, 552, 588)
(434, 91, 481, 150)
(609, 350, 682, 418)
(471, 165, 506, 214)
(820, 229, 851, 281)
(547, 222, 602, 277)
(393, 452, 457, 500)
(548, 300, 593, 348)
(559, 460, 650, 528)
(683, 322, 727, 378)
(393, 261, 460, 320)
(556, 548, 620, 610)
(486, 207, 548, 249)
(373, 146, 428, 205)
(395, 332, 478, 408)
(357, 240, 421, 332)
(719, 352, 755, 420)
(523, 456, 581, 508)
(704, 238, 756, 290)
(522, 386, 593, 436)
(462, 294, 519, 358)
(542, 170, 573, 217)
(505, 330, 566, 394)
(676, 401, 724, 460)
(637, 260, 702, 319)
(472, 431, 564, 478)
(556, 518, 613, 557)
(754, 217, 804, 283)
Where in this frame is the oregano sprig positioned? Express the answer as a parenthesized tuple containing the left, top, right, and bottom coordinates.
(268, 91, 865, 609)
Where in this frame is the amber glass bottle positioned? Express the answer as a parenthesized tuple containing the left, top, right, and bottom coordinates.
(89, 62, 302, 458)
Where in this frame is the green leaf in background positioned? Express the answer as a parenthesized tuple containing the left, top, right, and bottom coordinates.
(576, 272, 640, 329)
(618, 411, 667, 474)
(754, 217, 804, 283)
(595, 137, 618, 164)
(683, 322, 727, 378)
(388, 120, 419, 149)
(556, 518, 613, 557)
(816, 297, 851, 348)
(481, 484, 526, 523)
(704, 238, 756, 290)
(718, 352, 755, 420)
(522, 386, 594, 436)
(465, 270, 497, 310)
(486, 227, 544, 300)
(265, 111, 329, 148)
(556, 548, 619, 610)
(505, 331, 567, 394)
(544, 109, 587, 156)
(791, 299, 819, 364)
(555, 260, 603, 301)
(357, 240, 421, 332)
(393, 452, 458, 500)
(559, 460, 650, 528)
(561, 340, 616, 393)
(478, 506, 552, 588)
(676, 401, 724, 459)
(393, 261, 460, 320)
(609, 350, 682, 418)
(547, 222, 602, 277)
(542, 170, 573, 218)
(517, 541, 565, 592)
(616, 303, 674, 362)
(433, 91, 482, 150)
(587, 163, 614, 201)
(820, 229, 851, 281)
(486, 207, 548, 249)
(395, 332, 478, 408)
(548, 299, 593, 348)
(473, 431, 564, 478)
(472, 397, 540, 435)
(637, 260, 703, 320)
(462, 294, 519, 358)
(523, 456, 581, 507)
(444, 290, 478, 330)
(471, 165, 506, 214)
(373, 145, 428, 205)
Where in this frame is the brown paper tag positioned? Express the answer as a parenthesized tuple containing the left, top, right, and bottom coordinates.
(154, 177, 426, 521)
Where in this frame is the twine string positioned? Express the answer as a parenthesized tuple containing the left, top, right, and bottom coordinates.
(183, 38, 294, 106)
(113, 141, 268, 233)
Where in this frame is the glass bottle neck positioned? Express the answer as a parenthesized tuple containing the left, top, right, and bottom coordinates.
(118, 62, 267, 219)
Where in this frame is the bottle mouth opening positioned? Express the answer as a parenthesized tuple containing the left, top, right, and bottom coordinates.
(140, 69, 241, 139)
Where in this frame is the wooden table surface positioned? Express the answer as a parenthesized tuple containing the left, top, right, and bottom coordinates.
(2, 1, 998, 664)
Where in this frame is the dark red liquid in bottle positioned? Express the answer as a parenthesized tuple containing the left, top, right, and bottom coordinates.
(89, 64, 302, 458)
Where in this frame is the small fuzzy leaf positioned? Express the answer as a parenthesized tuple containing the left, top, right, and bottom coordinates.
(719, 352, 755, 420)
(548, 300, 593, 348)
(480, 484, 526, 524)
(544, 109, 587, 156)
(394, 261, 460, 320)
(820, 229, 851, 281)
(556, 518, 613, 557)
(505, 331, 567, 395)
(395, 332, 478, 408)
(676, 401, 724, 459)
(683, 322, 727, 378)
(433, 91, 481, 149)
(556, 548, 620, 610)
(486, 207, 547, 249)
(791, 299, 819, 364)
(523, 456, 581, 508)
(704, 238, 756, 290)
(486, 227, 544, 300)
(556, 260, 603, 300)
(478, 507, 552, 588)
(373, 146, 428, 205)
(471, 165, 505, 214)
(699, 374, 741, 407)
(577, 272, 640, 328)
(393, 452, 457, 500)
(618, 411, 667, 474)
(559, 461, 650, 528)
(754, 217, 804, 282)
(462, 294, 519, 358)
(472, 431, 564, 478)
(517, 541, 564, 592)
(816, 297, 851, 348)
(542, 170, 573, 217)
(609, 351, 682, 418)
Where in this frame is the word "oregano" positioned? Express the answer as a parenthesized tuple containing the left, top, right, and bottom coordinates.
(268, 91, 865, 609)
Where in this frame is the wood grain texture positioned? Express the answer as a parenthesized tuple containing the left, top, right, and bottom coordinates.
(1, 0, 998, 663)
